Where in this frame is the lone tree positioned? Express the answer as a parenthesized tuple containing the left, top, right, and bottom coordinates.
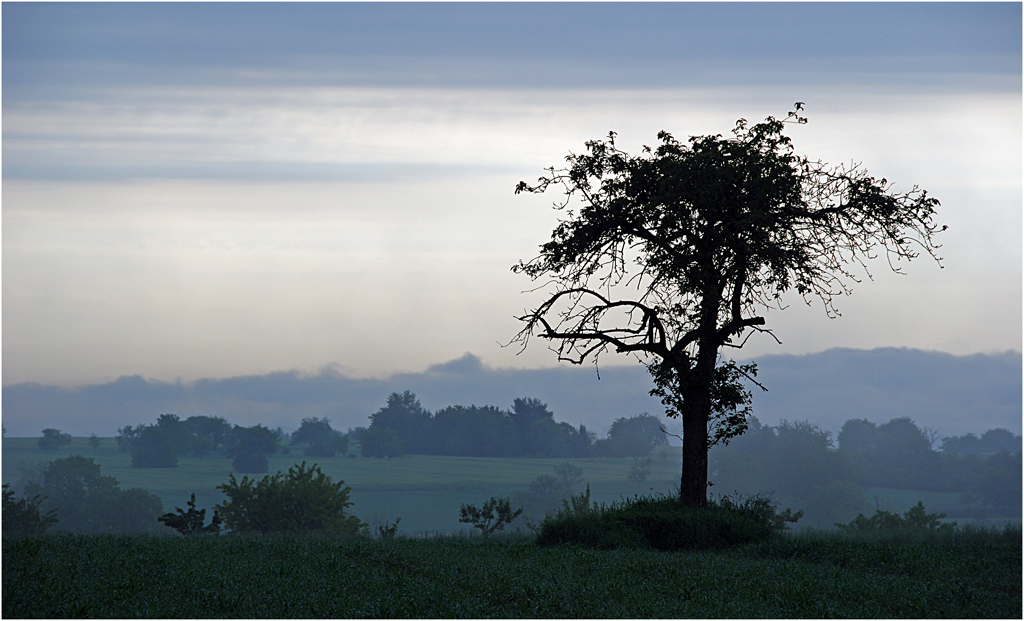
(512, 105, 943, 507)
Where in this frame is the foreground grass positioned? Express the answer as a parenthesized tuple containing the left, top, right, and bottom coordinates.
(4, 532, 1020, 618)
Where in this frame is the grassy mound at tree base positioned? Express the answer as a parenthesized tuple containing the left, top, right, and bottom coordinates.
(536, 492, 801, 551)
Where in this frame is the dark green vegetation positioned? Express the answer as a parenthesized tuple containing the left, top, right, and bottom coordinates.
(459, 496, 522, 538)
(37, 428, 72, 452)
(536, 492, 801, 551)
(119, 414, 287, 473)
(7, 455, 163, 534)
(4, 528, 1020, 618)
(2, 484, 58, 537)
(158, 493, 222, 536)
(708, 415, 1021, 527)
(216, 462, 364, 535)
(4, 413, 1021, 535)
(357, 392, 652, 459)
(111, 395, 667, 473)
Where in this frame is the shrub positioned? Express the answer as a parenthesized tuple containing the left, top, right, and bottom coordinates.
(459, 496, 523, 538)
(836, 501, 955, 533)
(158, 493, 222, 536)
(2, 483, 58, 536)
(536, 492, 801, 551)
(215, 462, 364, 535)
(377, 517, 402, 540)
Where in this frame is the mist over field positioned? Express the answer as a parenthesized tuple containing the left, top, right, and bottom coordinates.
(3, 347, 1019, 440)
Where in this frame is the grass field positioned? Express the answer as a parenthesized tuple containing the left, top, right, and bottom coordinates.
(4, 531, 1020, 618)
(4, 437, 1017, 533)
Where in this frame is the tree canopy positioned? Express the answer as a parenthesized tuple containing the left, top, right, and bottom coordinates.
(513, 105, 943, 506)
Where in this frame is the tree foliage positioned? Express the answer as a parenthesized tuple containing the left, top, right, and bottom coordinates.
(185, 415, 233, 451)
(361, 392, 596, 458)
(23, 455, 163, 534)
(225, 424, 281, 473)
(291, 417, 348, 457)
(38, 428, 72, 452)
(512, 105, 942, 505)
(709, 417, 865, 527)
(215, 462, 363, 535)
(837, 417, 946, 490)
(367, 391, 432, 455)
(595, 413, 668, 458)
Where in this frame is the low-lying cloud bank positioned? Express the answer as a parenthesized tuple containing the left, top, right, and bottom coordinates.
(3, 348, 1020, 440)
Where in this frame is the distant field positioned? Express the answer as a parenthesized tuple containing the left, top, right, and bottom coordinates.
(5, 437, 1016, 533)
(4, 532, 1020, 618)
(2, 437, 684, 533)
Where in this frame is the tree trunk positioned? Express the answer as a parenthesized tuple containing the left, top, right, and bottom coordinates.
(678, 304, 720, 508)
(679, 385, 710, 507)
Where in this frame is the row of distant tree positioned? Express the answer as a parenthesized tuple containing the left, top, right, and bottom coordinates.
(101, 392, 669, 474)
(708, 416, 1021, 527)
(116, 414, 287, 473)
(354, 391, 666, 459)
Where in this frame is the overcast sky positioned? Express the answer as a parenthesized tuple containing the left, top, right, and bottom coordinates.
(3, 3, 1021, 388)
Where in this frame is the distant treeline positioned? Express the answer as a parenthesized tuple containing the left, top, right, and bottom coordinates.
(353, 392, 665, 459)
(34, 391, 1022, 528)
(107, 392, 668, 474)
(709, 416, 1021, 527)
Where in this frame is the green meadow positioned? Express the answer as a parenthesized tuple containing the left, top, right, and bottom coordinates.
(5, 437, 1016, 533)
(2, 437, 686, 534)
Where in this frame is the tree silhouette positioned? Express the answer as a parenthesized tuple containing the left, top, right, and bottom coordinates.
(513, 105, 943, 507)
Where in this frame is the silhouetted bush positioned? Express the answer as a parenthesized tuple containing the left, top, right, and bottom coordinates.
(215, 462, 364, 535)
(836, 501, 954, 533)
(158, 493, 222, 536)
(459, 496, 523, 538)
(2, 483, 58, 536)
(536, 492, 801, 551)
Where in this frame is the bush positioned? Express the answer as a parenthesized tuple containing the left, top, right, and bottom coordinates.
(2, 483, 58, 536)
(836, 501, 955, 534)
(459, 496, 523, 538)
(536, 492, 801, 551)
(158, 493, 222, 536)
(215, 462, 364, 535)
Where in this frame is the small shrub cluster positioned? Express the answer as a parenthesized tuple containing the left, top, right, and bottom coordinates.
(2, 484, 58, 536)
(536, 492, 802, 551)
(158, 493, 222, 536)
(459, 496, 523, 538)
(835, 501, 954, 534)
